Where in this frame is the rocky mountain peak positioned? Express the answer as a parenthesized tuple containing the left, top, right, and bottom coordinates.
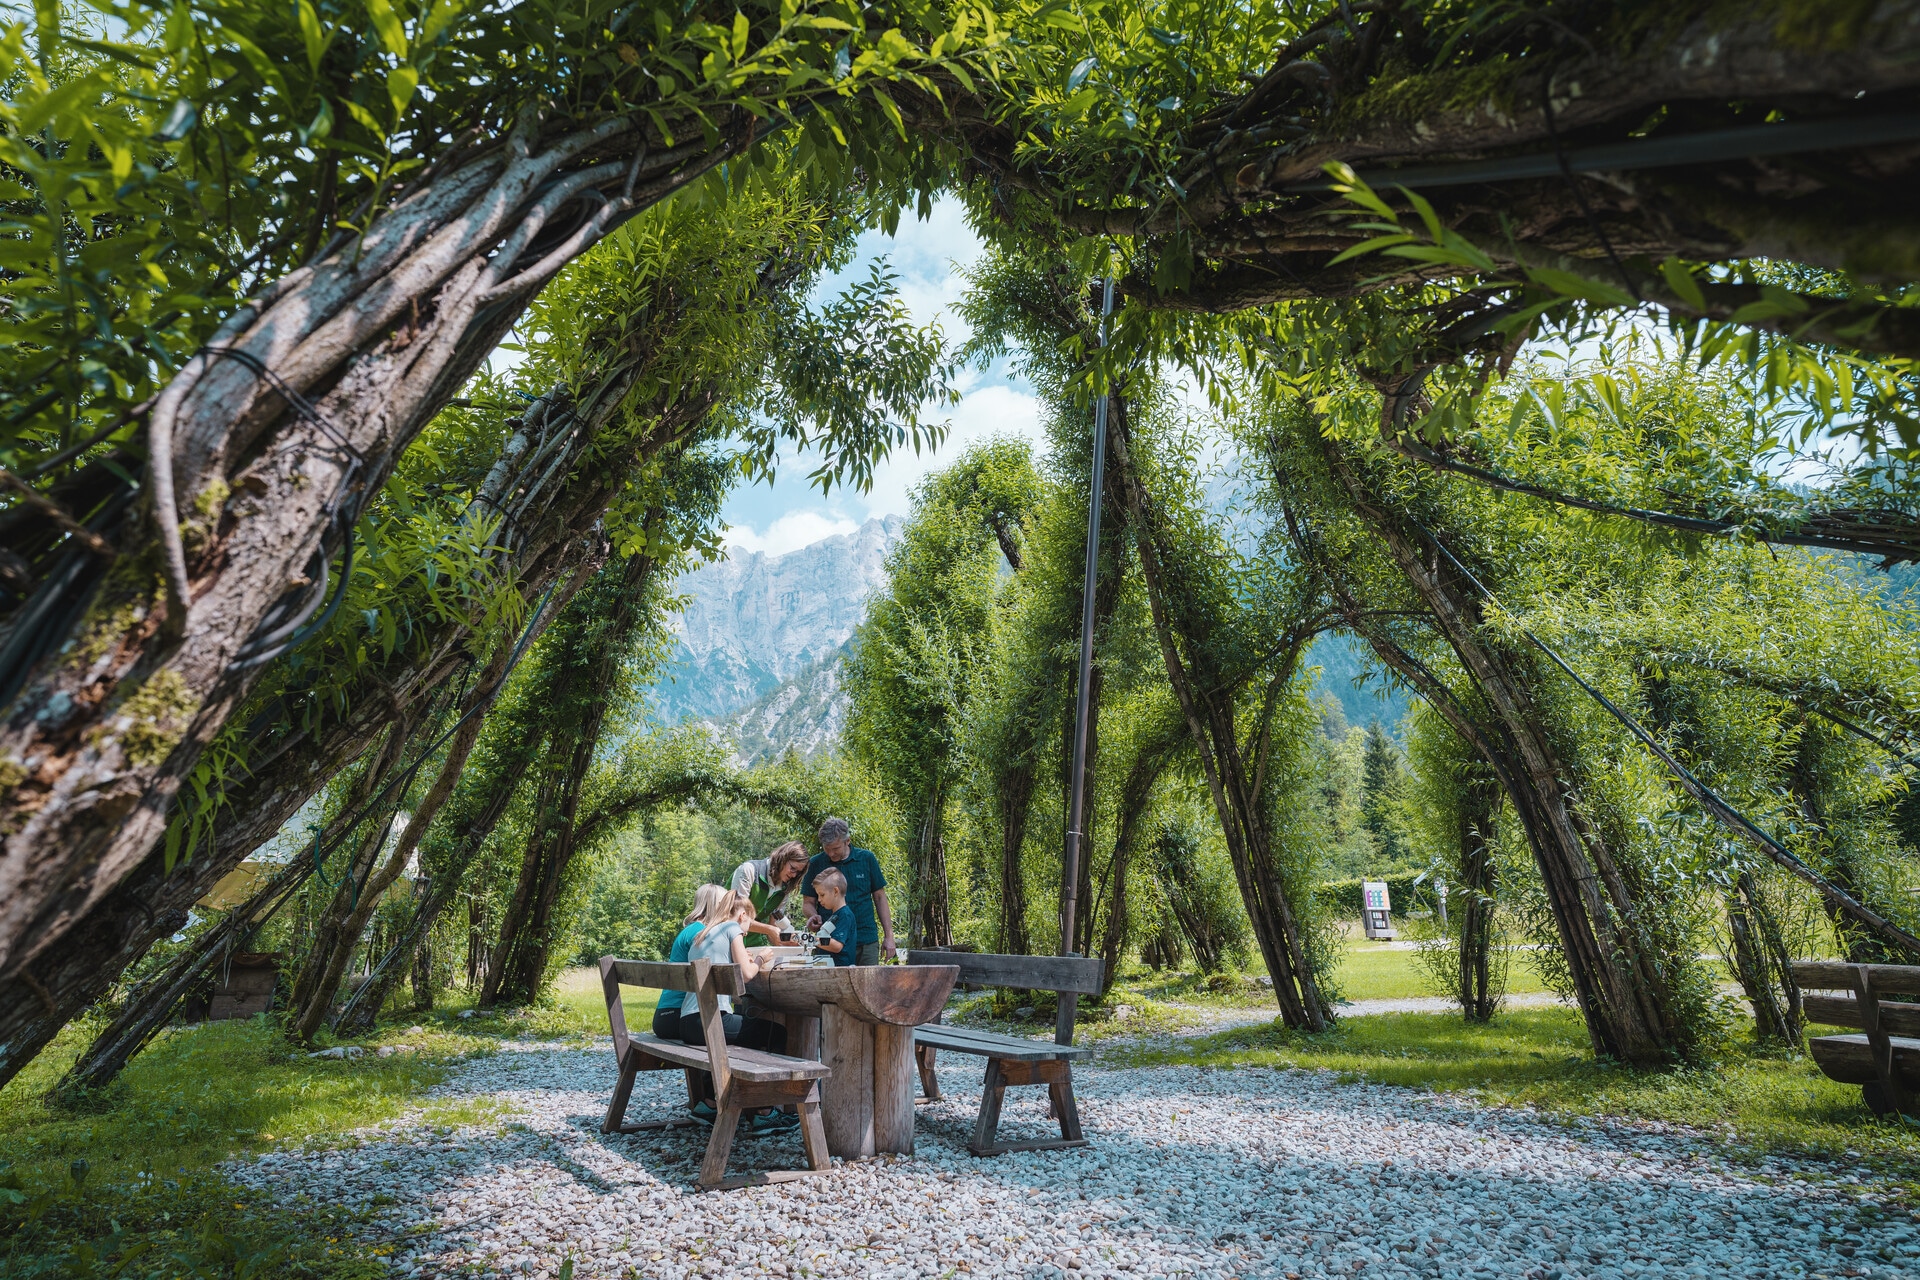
(653, 515, 902, 724)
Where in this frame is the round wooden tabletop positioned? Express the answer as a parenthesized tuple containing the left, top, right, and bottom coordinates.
(746, 963, 958, 1026)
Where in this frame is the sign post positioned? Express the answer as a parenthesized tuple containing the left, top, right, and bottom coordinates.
(1361, 881, 1396, 940)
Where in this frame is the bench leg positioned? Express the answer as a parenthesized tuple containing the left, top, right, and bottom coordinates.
(1049, 1064, 1083, 1142)
(917, 1044, 942, 1101)
(970, 1059, 1008, 1155)
(968, 1058, 1089, 1156)
(603, 1054, 639, 1134)
(697, 1105, 742, 1188)
(799, 1093, 831, 1171)
(1854, 966, 1918, 1119)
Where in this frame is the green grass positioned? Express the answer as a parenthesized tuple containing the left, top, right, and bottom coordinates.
(952, 942, 1557, 1044)
(1103, 940, 1554, 1008)
(2, 1017, 454, 1182)
(401, 964, 613, 1041)
(1111, 1007, 1920, 1194)
(547, 964, 622, 1033)
(0, 1013, 472, 1277)
(0, 988, 622, 1278)
(1330, 943, 1553, 1002)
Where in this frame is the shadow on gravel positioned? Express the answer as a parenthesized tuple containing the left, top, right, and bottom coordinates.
(542, 1060, 1911, 1278)
(256, 1046, 1913, 1279)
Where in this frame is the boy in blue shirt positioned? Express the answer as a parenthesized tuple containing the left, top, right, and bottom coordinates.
(801, 816, 895, 964)
(811, 868, 858, 967)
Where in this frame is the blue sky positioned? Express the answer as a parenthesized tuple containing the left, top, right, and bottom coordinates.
(718, 196, 1049, 557)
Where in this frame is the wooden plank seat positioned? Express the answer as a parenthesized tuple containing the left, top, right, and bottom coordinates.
(600, 956, 831, 1189)
(1791, 959, 1920, 1120)
(905, 950, 1103, 1156)
(915, 1024, 1095, 1062)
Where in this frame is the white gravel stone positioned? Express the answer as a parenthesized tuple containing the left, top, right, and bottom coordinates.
(230, 1039, 1916, 1279)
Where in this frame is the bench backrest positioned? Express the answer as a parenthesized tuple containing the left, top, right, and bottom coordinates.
(904, 950, 1104, 1045)
(905, 950, 1105, 995)
(599, 955, 745, 1098)
(1791, 960, 1920, 1037)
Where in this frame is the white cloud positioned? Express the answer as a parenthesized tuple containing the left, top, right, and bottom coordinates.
(716, 198, 1055, 540)
(856, 381, 1046, 519)
(812, 198, 986, 344)
(723, 509, 860, 558)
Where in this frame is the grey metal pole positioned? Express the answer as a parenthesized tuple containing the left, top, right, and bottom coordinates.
(1058, 277, 1117, 996)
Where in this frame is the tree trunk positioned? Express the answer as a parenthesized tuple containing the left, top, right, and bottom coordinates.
(0, 386, 602, 1082)
(340, 875, 458, 1034)
(1060, 411, 1132, 961)
(0, 170, 830, 1086)
(1095, 813, 1129, 997)
(1159, 857, 1227, 974)
(1093, 718, 1180, 998)
(467, 894, 489, 992)
(909, 776, 952, 949)
(349, 693, 559, 1025)
(286, 630, 516, 1042)
(0, 656, 439, 1089)
(1314, 437, 1689, 1066)
(483, 551, 657, 1008)
(56, 853, 320, 1097)
(1725, 869, 1804, 1046)
(1062, 663, 1102, 958)
(285, 746, 419, 1042)
(1456, 771, 1500, 1023)
(0, 111, 767, 988)
(996, 761, 1035, 956)
(411, 901, 436, 1014)
(54, 720, 419, 1095)
(921, 11, 1920, 339)
(1788, 726, 1920, 966)
(479, 736, 591, 1007)
(17, 551, 587, 1090)
(1141, 923, 1182, 972)
(1109, 405, 1329, 1031)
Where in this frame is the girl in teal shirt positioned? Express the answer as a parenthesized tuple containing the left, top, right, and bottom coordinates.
(652, 884, 728, 1040)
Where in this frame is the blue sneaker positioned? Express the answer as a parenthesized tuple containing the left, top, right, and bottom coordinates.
(689, 1100, 717, 1126)
(747, 1109, 798, 1135)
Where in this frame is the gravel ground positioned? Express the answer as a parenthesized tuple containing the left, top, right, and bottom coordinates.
(231, 1038, 1917, 1279)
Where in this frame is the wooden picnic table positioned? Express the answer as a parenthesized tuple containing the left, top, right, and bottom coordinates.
(745, 959, 958, 1158)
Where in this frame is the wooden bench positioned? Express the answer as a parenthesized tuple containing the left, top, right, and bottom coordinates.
(1792, 959, 1920, 1120)
(599, 956, 831, 1189)
(905, 950, 1102, 1156)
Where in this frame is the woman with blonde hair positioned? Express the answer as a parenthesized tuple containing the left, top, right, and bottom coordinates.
(678, 889, 796, 1132)
(650, 883, 730, 1041)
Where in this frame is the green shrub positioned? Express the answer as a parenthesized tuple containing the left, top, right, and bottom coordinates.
(1318, 871, 1433, 920)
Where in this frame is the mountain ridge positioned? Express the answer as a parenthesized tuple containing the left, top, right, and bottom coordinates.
(651, 516, 901, 727)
